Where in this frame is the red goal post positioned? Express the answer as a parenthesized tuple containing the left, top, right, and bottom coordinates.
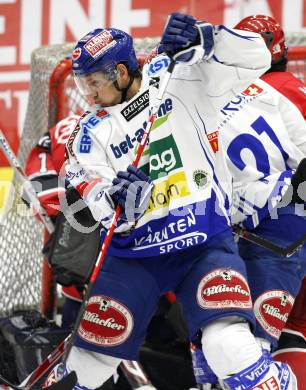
(0, 39, 306, 319)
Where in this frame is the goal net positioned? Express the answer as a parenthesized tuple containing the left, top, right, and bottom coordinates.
(0, 34, 305, 317)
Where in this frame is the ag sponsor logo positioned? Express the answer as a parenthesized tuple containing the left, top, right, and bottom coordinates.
(149, 134, 182, 180)
(78, 295, 133, 347)
(84, 30, 116, 58)
(134, 208, 207, 253)
(147, 56, 170, 76)
(111, 98, 173, 159)
(254, 290, 294, 339)
(146, 171, 190, 214)
(78, 115, 102, 154)
(197, 269, 252, 309)
(121, 90, 149, 121)
(193, 170, 209, 189)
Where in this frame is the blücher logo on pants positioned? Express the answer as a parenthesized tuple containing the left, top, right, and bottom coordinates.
(253, 290, 294, 339)
(197, 269, 252, 309)
(78, 295, 134, 346)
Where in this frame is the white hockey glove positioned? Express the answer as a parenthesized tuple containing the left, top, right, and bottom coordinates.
(159, 12, 215, 65)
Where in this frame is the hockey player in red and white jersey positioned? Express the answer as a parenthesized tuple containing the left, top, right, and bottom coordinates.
(25, 114, 84, 317)
(44, 11, 299, 390)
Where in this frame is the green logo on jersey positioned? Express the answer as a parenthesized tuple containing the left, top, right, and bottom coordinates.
(143, 134, 183, 180)
(193, 170, 208, 189)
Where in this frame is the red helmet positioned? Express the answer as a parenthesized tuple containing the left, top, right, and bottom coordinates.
(234, 15, 288, 64)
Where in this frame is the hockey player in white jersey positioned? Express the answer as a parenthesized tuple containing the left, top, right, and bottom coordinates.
(191, 32, 306, 390)
(46, 12, 295, 390)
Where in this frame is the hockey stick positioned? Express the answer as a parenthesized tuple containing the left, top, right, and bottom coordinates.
(0, 59, 175, 390)
(119, 360, 156, 389)
(233, 225, 306, 257)
(0, 130, 54, 234)
(0, 335, 71, 390)
(0, 337, 156, 390)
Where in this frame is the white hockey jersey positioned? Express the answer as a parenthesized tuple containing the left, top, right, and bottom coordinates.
(216, 78, 306, 229)
(65, 26, 270, 258)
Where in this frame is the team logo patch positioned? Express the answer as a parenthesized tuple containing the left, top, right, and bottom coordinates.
(254, 290, 294, 339)
(54, 115, 80, 144)
(78, 295, 134, 346)
(72, 47, 82, 61)
(207, 131, 219, 153)
(193, 170, 208, 189)
(242, 83, 263, 96)
(197, 269, 252, 309)
(84, 30, 116, 58)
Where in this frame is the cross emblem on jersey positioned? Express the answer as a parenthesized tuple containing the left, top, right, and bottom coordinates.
(242, 83, 263, 96)
(246, 86, 260, 95)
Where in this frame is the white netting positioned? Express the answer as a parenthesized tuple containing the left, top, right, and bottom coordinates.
(286, 31, 306, 46)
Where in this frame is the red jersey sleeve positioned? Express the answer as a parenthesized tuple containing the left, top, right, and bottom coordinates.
(261, 71, 306, 119)
(25, 131, 63, 216)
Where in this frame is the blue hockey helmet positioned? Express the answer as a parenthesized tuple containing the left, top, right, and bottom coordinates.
(72, 28, 139, 78)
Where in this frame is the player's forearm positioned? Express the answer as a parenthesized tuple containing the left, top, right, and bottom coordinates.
(213, 26, 271, 71)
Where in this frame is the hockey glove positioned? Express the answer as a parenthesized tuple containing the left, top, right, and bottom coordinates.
(110, 165, 154, 224)
(290, 158, 306, 203)
(159, 12, 215, 64)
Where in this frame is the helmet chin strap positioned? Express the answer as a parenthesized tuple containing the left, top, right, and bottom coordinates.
(113, 75, 135, 104)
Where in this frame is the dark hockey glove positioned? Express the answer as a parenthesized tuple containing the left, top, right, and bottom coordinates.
(158, 12, 214, 64)
(290, 158, 306, 204)
(43, 188, 101, 286)
(110, 165, 154, 224)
